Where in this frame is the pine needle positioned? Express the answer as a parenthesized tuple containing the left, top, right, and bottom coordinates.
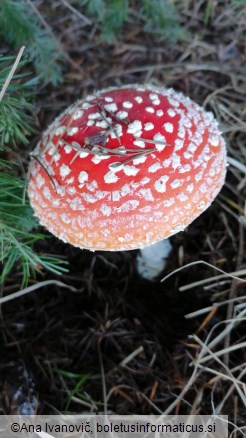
(0, 46, 25, 103)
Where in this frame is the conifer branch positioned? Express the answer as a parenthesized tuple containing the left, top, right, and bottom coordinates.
(0, 51, 68, 286)
(0, 0, 63, 85)
(0, 50, 35, 147)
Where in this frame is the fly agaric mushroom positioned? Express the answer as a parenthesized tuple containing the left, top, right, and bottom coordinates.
(28, 84, 227, 280)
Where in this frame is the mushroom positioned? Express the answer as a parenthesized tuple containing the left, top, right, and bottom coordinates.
(28, 84, 227, 280)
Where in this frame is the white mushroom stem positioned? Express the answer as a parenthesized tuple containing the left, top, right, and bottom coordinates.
(136, 239, 172, 281)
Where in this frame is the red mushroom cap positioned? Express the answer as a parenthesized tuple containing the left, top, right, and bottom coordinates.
(28, 84, 227, 250)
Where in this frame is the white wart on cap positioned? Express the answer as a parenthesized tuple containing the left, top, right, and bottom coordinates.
(28, 84, 227, 251)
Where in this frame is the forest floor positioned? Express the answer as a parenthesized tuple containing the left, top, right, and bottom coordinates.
(0, 0, 246, 432)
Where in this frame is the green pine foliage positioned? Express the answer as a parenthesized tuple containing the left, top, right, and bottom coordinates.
(230, 0, 246, 5)
(0, 52, 68, 287)
(81, 0, 185, 43)
(101, 0, 129, 43)
(85, 0, 106, 16)
(0, 172, 68, 287)
(0, 0, 63, 85)
(83, 0, 128, 43)
(0, 54, 35, 148)
(141, 0, 186, 42)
